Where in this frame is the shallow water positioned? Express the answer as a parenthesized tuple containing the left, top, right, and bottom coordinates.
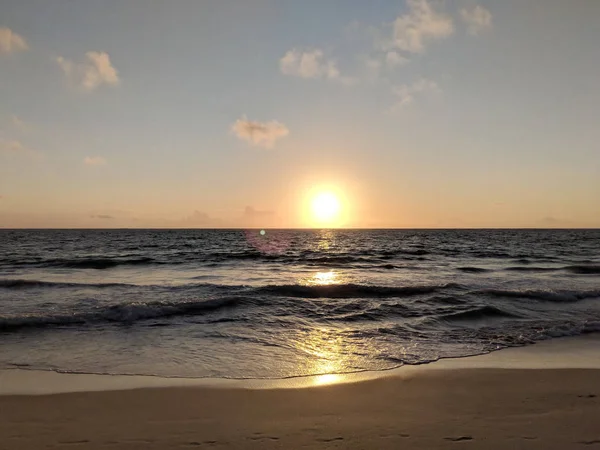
(1, 229, 599, 378)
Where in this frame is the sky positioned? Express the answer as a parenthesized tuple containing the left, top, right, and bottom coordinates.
(1, 0, 599, 228)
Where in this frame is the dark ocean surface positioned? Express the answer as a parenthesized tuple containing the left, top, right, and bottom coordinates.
(1, 229, 599, 378)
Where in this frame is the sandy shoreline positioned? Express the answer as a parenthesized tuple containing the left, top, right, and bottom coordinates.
(1, 336, 600, 449)
(2, 334, 600, 395)
(1, 369, 599, 449)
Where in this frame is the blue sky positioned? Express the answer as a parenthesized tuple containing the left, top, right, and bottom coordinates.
(1, 0, 599, 227)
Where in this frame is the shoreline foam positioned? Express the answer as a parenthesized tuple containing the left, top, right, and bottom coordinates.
(2, 333, 599, 396)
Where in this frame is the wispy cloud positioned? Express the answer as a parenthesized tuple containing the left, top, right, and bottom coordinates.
(0, 27, 28, 54)
(243, 206, 275, 220)
(57, 51, 120, 91)
(0, 139, 40, 160)
(388, 0, 454, 54)
(179, 210, 223, 228)
(392, 78, 440, 109)
(461, 5, 492, 35)
(231, 116, 289, 149)
(280, 49, 356, 85)
(0, 139, 27, 154)
(83, 156, 107, 166)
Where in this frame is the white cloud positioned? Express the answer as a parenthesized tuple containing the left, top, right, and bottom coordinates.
(392, 78, 440, 109)
(461, 5, 492, 35)
(57, 51, 120, 91)
(280, 49, 324, 78)
(0, 27, 28, 54)
(84, 156, 107, 166)
(385, 51, 409, 67)
(280, 49, 356, 85)
(231, 116, 289, 149)
(390, 0, 454, 53)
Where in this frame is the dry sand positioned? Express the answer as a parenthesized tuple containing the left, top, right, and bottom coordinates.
(0, 368, 599, 449)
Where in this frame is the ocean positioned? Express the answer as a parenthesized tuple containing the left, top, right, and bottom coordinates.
(1, 229, 599, 379)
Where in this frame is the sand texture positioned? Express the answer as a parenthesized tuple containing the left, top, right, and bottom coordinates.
(1, 368, 599, 449)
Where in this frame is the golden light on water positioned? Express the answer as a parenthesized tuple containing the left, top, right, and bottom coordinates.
(292, 327, 346, 382)
(312, 270, 337, 285)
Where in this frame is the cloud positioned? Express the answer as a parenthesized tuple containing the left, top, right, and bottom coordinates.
(392, 78, 440, 109)
(57, 51, 120, 91)
(180, 210, 223, 228)
(0, 139, 40, 160)
(389, 0, 454, 53)
(280, 49, 356, 85)
(90, 214, 114, 220)
(461, 5, 492, 35)
(84, 156, 107, 166)
(231, 116, 289, 149)
(385, 51, 409, 67)
(243, 206, 275, 220)
(0, 27, 28, 54)
(0, 139, 27, 154)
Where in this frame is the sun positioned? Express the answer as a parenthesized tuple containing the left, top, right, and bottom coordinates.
(311, 192, 341, 225)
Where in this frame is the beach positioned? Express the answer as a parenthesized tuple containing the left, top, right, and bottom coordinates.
(3, 0, 600, 447)
(2, 336, 599, 449)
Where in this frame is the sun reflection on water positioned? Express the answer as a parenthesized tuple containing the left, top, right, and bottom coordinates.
(288, 326, 369, 386)
(313, 271, 337, 285)
(300, 269, 350, 286)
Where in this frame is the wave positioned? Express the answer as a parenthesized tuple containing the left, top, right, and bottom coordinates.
(254, 283, 461, 299)
(210, 251, 279, 261)
(0, 250, 432, 269)
(457, 267, 491, 273)
(0, 279, 462, 300)
(0, 279, 134, 289)
(503, 265, 600, 274)
(0, 282, 462, 332)
(441, 305, 520, 322)
(504, 266, 560, 272)
(0, 297, 249, 332)
(303, 255, 372, 265)
(0, 256, 159, 270)
(478, 288, 600, 303)
(566, 265, 600, 275)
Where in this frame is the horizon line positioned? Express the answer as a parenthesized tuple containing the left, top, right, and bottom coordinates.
(1, 227, 598, 231)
